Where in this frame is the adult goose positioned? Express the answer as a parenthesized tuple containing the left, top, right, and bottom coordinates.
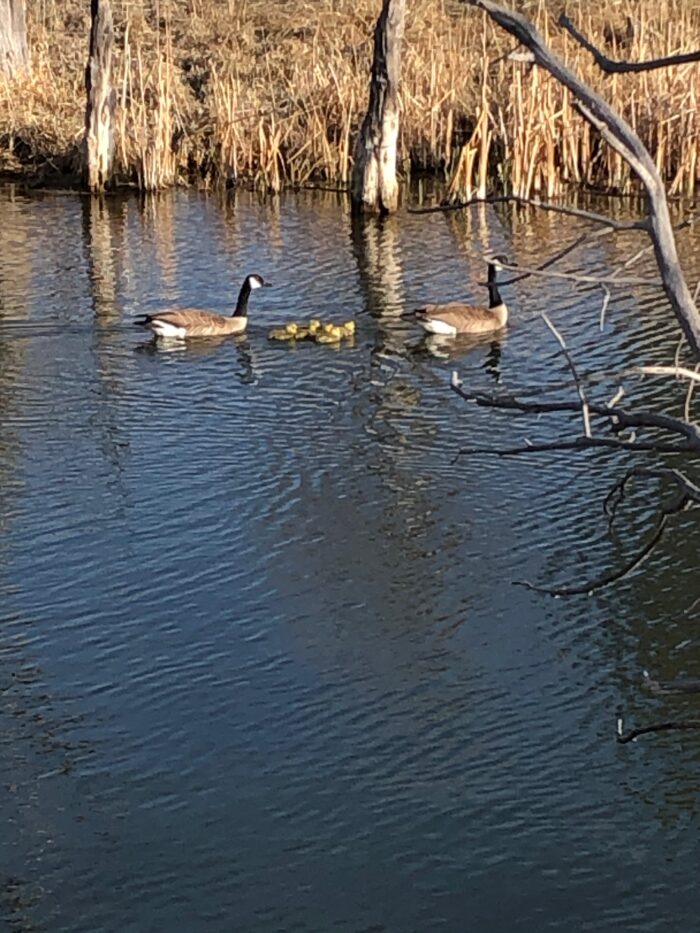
(407, 257, 508, 336)
(135, 273, 269, 339)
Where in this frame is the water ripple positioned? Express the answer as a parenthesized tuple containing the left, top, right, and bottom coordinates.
(1, 189, 699, 932)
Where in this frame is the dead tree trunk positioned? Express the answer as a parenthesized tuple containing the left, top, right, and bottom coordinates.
(84, 0, 116, 192)
(351, 0, 405, 215)
(0, 0, 28, 77)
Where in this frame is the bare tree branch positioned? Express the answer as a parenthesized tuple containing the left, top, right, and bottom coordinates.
(517, 465, 694, 596)
(603, 466, 700, 525)
(464, 0, 700, 357)
(559, 13, 700, 74)
(515, 512, 670, 596)
(449, 379, 700, 449)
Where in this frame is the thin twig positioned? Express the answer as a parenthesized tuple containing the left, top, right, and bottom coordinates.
(541, 312, 591, 436)
(684, 363, 700, 421)
(559, 13, 700, 74)
(454, 438, 691, 458)
(599, 286, 611, 331)
(607, 386, 625, 408)
(408, 194, 648, 230)
(675, 336, 686, 370)
(500, 230, 610, 286)
(496, 258, 660, 288)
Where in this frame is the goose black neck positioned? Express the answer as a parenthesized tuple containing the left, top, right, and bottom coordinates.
(487, 263, 502, 308)
(234, 279, 252, 317)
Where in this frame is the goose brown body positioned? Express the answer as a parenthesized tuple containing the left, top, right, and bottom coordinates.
(136, 273, 268, 339)
(143, 309, 249, 338)
(413, 300, 507, 335)
(408, 257, 508, 336)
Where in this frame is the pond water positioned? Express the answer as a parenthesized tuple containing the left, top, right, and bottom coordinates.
(1, 186, 700, 932)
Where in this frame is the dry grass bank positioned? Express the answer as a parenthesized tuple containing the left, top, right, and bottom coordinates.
(0, 0, 698, 195)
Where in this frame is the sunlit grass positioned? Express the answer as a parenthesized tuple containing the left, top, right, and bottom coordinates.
(0, 0, 697, 194)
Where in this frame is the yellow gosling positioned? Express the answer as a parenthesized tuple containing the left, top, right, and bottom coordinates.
(269, 327, 298, 341)
(316, 326, 343, 344)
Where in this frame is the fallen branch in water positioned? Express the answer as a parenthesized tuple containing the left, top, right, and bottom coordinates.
(617, 718, 700, 744)
(642, 669, 700, 695)
(450, 378, 700, 455)
(453, 437, 691, 458)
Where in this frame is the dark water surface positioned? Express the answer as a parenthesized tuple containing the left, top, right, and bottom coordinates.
(1, 187, 700, 932)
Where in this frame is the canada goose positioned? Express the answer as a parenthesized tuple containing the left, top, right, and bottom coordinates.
(406, 256, 508, 336)
(135, 273, 269, 339)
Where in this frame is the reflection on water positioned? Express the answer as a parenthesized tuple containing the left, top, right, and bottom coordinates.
(140, 335, 261, 386)
(421, 332, 503, 378)
(2, 186, 700, 931)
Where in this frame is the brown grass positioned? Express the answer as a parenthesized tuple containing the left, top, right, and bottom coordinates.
(0, 0, 698, 195)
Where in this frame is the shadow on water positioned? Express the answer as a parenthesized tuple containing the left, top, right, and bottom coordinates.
(0, 189, 102, 933)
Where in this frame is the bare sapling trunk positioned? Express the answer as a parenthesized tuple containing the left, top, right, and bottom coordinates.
(0, 0, 28, 77)
(84, 0, 116, 192)
(351, 0, 406, 215)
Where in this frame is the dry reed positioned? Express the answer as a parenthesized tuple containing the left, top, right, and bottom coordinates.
(0, 0, 698, 195)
